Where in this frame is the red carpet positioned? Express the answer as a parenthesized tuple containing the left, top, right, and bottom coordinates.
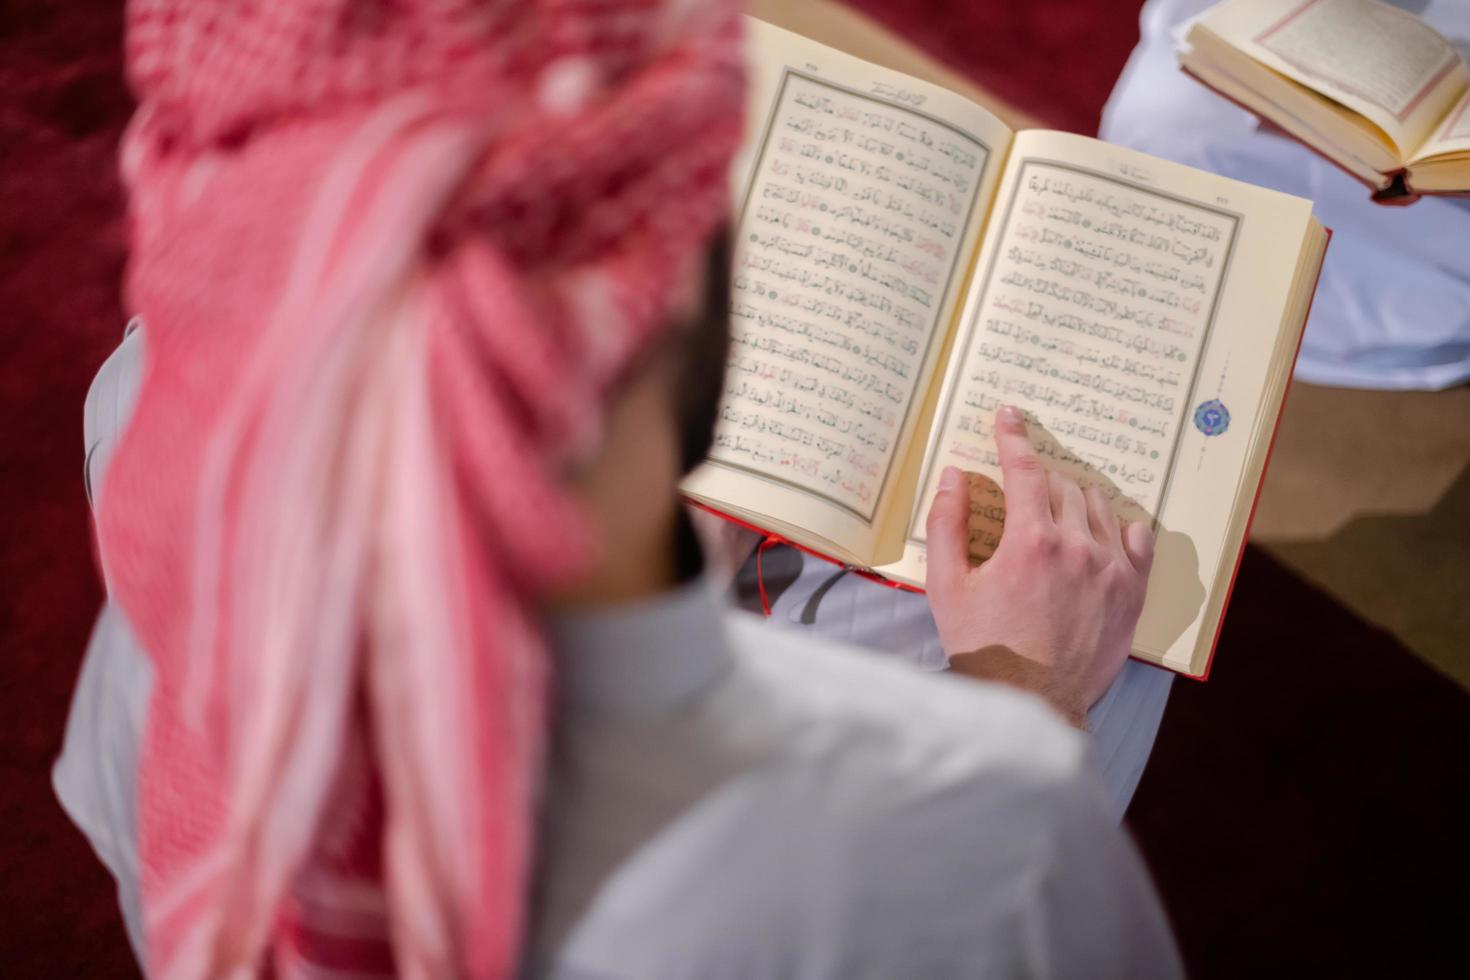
(845, 0, 1144, 133)
(1129, 546, 1468, 978)
(1, 0, 137, 974)
(2, 2, 1464, 977)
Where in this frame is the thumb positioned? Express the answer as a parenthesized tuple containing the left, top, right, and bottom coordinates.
(925, 466, 972, 591)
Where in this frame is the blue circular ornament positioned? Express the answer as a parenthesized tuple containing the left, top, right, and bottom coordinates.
(1193, 398, 1230, 436)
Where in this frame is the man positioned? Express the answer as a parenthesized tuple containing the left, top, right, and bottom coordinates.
(58, 1, 1182, 975)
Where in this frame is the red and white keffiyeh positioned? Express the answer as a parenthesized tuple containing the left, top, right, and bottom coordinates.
(98, 2, 744, 976)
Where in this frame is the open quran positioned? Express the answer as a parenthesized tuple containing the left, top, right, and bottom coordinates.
(683, 20, 1329, 678)
(1180, 0, 1470, 201)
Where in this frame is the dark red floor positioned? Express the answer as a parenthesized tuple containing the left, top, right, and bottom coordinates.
(1, 0, 138, 975)
(846, 0, 1145, 134)
(2, 2, 1465, 977)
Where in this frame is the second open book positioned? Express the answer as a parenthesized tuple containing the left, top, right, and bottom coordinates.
(683, 20, 1329, 678)
(1180, 0, 1470, 200)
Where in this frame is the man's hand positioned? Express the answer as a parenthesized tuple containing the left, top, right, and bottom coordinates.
(926, 406, 1155, 726)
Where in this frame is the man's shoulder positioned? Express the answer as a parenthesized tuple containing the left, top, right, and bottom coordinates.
(545, 608, 1146, 979)
(719, 610, 1089, 799)
(577, 613, 1118, 976)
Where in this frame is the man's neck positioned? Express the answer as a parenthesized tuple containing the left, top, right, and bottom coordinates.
(545, 502, 698, 611)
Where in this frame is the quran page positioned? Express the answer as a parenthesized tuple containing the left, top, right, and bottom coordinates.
(682, 20, 1012, 564)
(1199, 0, 1468, 158)
(1413, 86, 1470, 161)
(881, 130, 1326, 675)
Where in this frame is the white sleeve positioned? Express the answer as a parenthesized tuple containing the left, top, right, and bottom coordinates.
(1018, 766, 1185, 980)
(52, 604, 152, 960)
(81, 318, 146, 512)
(53, 320, 151, 961)
(732, 545, 1174, 819)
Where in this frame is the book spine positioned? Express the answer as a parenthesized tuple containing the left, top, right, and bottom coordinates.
(683, 498, 924, 594)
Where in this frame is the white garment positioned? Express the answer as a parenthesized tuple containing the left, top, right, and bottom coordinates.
(534, 578, 1182, 979)
(56, 326, 1183, 975)
(1100, 0, 1470, 390)
(54, 322, 151, 961)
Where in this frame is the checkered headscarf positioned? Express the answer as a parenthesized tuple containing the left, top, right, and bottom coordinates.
(99, 2, 744, 976)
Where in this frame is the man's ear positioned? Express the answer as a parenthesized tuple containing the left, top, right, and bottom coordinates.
(676, 229, 732, 475)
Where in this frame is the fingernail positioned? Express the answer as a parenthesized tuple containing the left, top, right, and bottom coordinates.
(998, 405, 1023, 427)
(940, 465, 962, 491)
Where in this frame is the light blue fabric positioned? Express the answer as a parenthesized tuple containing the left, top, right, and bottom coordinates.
(1100, 0, 1470, 390)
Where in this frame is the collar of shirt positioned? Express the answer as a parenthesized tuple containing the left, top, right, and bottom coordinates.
(545, 572, 734, 719)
